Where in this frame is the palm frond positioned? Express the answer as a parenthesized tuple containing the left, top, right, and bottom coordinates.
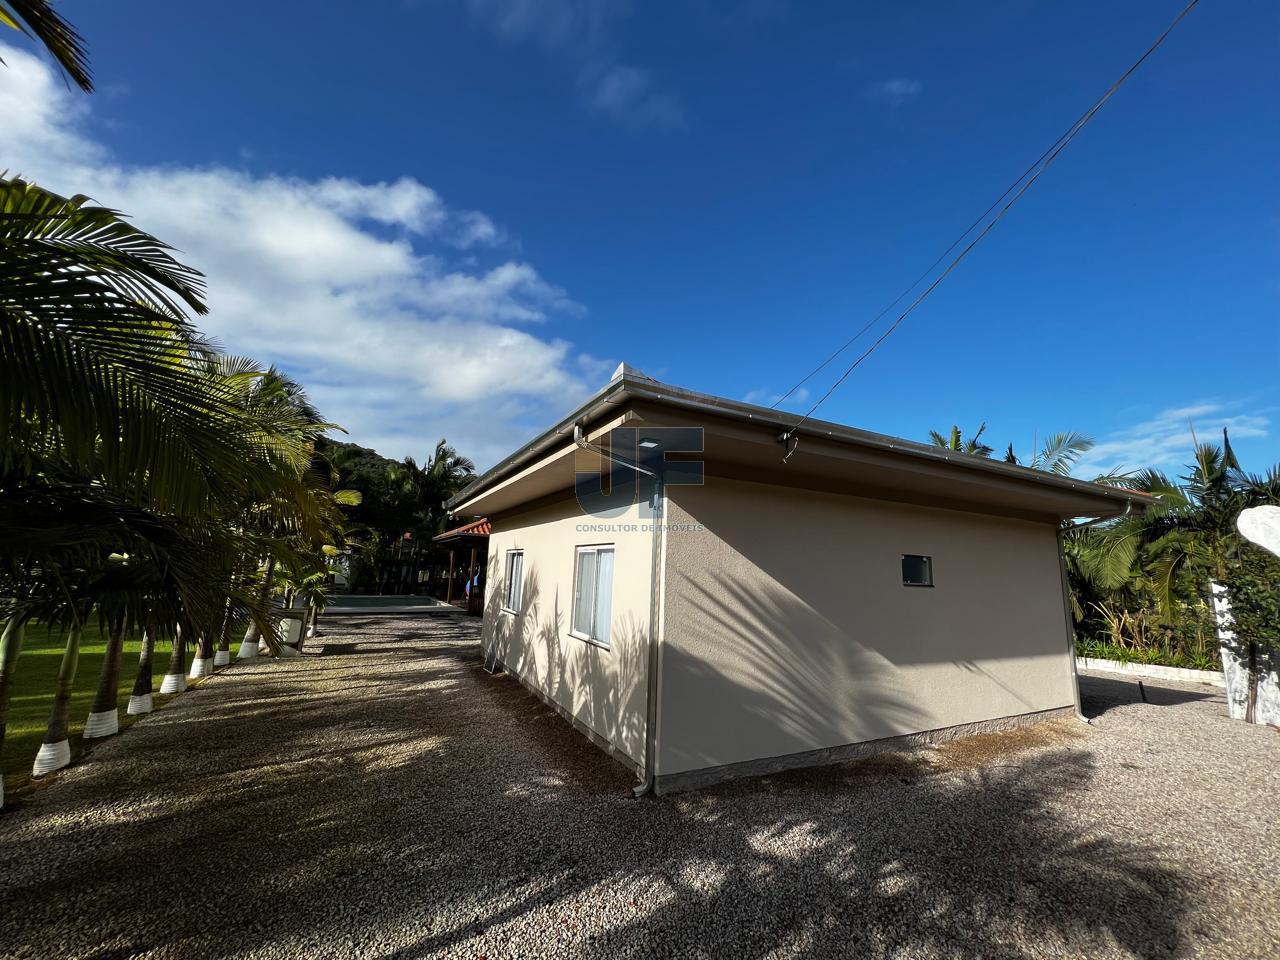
(0, 0, 92, 92)
(1032, 431, 1095, 476)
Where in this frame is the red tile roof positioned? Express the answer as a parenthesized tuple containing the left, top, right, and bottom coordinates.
(433, 517, 491, 541)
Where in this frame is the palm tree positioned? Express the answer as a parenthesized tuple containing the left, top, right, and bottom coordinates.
(0, 0, 92, 91)
(160, 620, 189, 695)
(1004, 432, 1096, 476)
(2, 180, 298, 519)
(928, 424, 993, 458)
(127, 618, 160, 715)
(0, 178, 344, 796)
(32, 618, 84, 774)
(83, 614, 127, 739)
(1072, 433, 1280, 722)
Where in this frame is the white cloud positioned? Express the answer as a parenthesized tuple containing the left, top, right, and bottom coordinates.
(1, 41, 611, 467)
(464, 0, 685, 129)
(581, 62, 685, 130)
(1074, 401, 1269, 477)
(865, 78, 921, 108)
(743, 386, 809, 408)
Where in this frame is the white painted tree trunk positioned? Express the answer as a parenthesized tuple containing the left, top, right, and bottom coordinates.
(213, 649, 231, 667)
(127, 693, 153, 715)
(237, 627, 260, 660)
(1212, 582, 1280, 726)
(188, 657, 213, 678)
(32, 739, 71, 775)
(82, 709, 119, 738)
(159, 672, 186, 694)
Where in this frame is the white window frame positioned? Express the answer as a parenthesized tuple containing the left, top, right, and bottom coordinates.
(502, 549, 524, 613)
(570, 544, 615, 647)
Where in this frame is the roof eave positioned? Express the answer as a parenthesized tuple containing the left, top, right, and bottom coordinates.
(447, 373, 1150, 515)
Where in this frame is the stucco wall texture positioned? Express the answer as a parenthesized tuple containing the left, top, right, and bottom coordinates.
(482, 495, 654, 767)
(657, 477, 1076, 777)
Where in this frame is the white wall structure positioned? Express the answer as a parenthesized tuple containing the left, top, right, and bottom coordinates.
(1212, 582, 1280, 726)
(458, 369, 1146, 791)
(482, 494, 656, 770)
(657, 478, 1076, 780)
(1238, 505, 1280, 558)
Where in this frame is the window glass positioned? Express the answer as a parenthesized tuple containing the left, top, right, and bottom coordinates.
(573, 549, 597, 634)
(572, 546, 614, 644)
(902, 554, 933, 587)
(504, 550, 524, 610)
(593, 548, 614, 646)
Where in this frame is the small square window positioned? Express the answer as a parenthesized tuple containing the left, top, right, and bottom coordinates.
(902, 554, 933, 587)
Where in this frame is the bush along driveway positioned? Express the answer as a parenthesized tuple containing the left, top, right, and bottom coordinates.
(0, 614, 1277, 959)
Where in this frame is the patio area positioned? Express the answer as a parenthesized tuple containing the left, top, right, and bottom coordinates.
(0, 613, 1276, 959)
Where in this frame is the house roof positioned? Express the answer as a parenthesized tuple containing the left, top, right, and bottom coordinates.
(447, 367, 1152, 523)
(432, 517, 491, 542)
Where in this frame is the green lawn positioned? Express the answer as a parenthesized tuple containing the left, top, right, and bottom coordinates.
(2, 622, 201, 802)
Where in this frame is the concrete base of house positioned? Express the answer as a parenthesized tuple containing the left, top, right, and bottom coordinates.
(213, 649, 231, 667)
(487, 653, 643, 778)
(126, 693, 153, 715)
(652, 705, 1078, 795)
(1076, 656, 1225, 688)
(32, 739, 71, 775)
(82, 709, 119, 739)
(159, 673, 186, 695)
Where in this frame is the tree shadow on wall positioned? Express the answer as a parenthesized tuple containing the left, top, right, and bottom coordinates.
(659, 571, 924, 775)
(481, 562, 649, 773)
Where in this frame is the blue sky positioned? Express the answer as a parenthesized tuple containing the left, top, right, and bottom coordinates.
(4, 0, 1277, 473)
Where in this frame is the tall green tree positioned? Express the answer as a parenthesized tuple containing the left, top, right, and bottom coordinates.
(1, 177, 345, 795)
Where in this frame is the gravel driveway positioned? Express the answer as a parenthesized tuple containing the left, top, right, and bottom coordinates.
(1, 613, 1277, 959)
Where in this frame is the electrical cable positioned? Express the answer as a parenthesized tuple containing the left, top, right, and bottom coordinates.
(776, 0, 1201, 458)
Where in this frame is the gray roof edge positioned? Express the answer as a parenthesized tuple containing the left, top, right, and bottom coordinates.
(446, 372, 1149, 513)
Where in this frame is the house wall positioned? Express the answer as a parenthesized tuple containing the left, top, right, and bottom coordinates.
(482, 494, 655, 769)
(657, 476, 1075, 778)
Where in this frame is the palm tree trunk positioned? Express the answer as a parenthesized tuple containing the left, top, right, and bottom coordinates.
(1246, 640, 1259, 725)
(84, 617, 126, 739)
(214, 600, 233, 667)
(0, 616, 27, 807)
(160, 623, 187, 694)
(189, 629, 215, 679)
(127, 622, 156, 715)
(34, 625, 84, 774)
(238, 556, 276, 660)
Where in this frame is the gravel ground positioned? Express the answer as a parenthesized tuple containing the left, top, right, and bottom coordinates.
(1, 613, 1277, 960)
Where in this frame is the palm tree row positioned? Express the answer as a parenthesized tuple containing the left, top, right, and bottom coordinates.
(321, 437, 476, 595)
(0, 177, 357, 805)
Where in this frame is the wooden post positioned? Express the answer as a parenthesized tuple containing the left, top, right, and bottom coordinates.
(446, 548, 455, 604)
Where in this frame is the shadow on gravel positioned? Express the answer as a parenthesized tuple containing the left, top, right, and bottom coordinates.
(0, 614, 1195, 960)
(1080, 672, 1220, 719)
(392, 751, 1189, 960)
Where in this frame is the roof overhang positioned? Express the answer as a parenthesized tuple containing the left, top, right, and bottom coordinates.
(448, 373, 1151, 524)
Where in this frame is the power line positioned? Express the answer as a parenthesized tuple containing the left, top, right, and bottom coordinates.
(776, 0, 1201, 457)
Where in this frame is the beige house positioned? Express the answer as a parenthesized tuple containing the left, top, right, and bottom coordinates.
(447, 366, 1148, 793)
